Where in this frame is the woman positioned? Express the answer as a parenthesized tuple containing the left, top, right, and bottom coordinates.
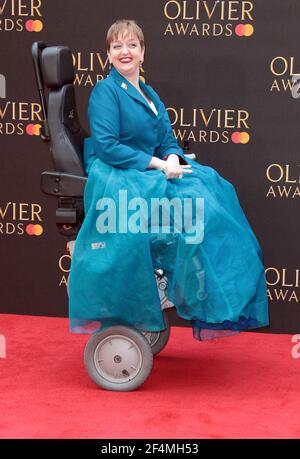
(68, 19, 269, 340)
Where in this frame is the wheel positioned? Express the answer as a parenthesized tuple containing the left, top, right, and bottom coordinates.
(142, 310, 171, 355)
(84, 326, 153, 391)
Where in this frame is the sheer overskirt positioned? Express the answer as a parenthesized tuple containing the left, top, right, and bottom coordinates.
(68, 157, 269, 340)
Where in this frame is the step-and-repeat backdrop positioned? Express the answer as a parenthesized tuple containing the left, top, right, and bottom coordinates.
(0, 1, 299, 333)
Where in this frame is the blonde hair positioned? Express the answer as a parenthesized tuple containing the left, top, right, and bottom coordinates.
(106, 19, 145, 51)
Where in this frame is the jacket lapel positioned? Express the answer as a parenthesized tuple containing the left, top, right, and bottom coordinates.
(108, 66, 162, 119)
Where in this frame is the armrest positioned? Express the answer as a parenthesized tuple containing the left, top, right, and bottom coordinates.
(40, 171, 87, 197)
(184, 153, 196, 160)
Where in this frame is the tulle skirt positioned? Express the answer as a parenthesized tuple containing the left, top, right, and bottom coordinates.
(68, 156, 269, 341)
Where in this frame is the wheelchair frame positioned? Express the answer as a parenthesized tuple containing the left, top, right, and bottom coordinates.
(32, 41, 195, 391)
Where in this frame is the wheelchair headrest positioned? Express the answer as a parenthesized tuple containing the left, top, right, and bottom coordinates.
(41, 46, 74, 88)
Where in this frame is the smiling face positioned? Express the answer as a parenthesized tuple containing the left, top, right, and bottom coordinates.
(107, 32, 145, 78)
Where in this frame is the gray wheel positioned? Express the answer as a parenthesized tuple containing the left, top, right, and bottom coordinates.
(142, 310, 171, 355)
(84, 326, 153, 391)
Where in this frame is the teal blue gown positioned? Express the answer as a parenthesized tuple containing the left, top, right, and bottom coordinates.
(68, 66, 269, 340)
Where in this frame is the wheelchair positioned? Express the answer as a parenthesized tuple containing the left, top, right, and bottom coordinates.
(32, 42, 196, 391)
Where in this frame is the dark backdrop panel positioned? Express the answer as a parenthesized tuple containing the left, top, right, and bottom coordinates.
(0, 1, 299, 333)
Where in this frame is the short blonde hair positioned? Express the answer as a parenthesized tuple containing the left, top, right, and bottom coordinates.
(106, 19, 145, 51)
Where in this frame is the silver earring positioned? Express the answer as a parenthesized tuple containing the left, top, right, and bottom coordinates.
(109, 62, 112, 69)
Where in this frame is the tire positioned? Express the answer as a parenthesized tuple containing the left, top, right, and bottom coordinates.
(84, 326, 153, 391)
(142, 310, 171, 355)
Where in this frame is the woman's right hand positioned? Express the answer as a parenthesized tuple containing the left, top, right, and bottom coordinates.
(147, 156, 193, 179)
(162, 163, 192, 179)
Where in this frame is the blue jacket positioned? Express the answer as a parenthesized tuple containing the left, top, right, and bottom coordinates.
(83, 65, 187, 173)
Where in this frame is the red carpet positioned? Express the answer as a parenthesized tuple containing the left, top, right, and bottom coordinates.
(0, 314, 299, 439)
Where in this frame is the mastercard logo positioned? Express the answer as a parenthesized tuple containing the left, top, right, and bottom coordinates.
(25, 20, 43, 32)
(235, 24, 254, 37)
(231, 132, 250, 144)
(26, 224, 43, 236)
(26, 124, 41, 136)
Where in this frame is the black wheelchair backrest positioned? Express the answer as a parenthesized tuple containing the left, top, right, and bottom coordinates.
(33, 42, 86, 176)
(32, 42, 87, 236)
